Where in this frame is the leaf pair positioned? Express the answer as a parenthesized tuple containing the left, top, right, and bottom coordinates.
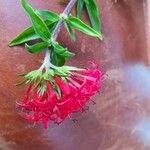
(64, 15, 102, 42)
(77, 0, 101, 33)
(20, 0, 51, 42)
(9, 20, 54, 47)
(66, 15, 102, 39)
(9, 0, 60, 47)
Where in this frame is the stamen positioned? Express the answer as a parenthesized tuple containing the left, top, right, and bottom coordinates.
(91, 100, 96, 105)
(67, 77, 81, 88)
(71, 72, 97, 82)
(68, 115, 78, 123)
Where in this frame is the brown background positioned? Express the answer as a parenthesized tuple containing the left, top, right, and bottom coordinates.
(0, 0, 150, 150)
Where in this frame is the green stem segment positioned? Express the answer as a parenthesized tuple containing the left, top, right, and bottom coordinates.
(42, 0, 78, 69)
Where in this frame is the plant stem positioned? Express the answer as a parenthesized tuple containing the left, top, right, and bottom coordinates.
(42, 0, 77, 69)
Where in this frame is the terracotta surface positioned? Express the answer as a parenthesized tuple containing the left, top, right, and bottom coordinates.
(0, 0, 150, 150)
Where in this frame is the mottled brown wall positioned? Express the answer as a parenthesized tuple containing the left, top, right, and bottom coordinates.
(0, 0, 150, 150)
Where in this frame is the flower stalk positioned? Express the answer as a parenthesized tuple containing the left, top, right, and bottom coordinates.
(43, 0, 78, 70)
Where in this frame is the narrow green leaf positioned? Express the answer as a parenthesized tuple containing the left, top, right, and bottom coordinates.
(16, 79, 27, 86)
(52, 42, 66, 54)
(25, 42, 48, 53)
(36, 10, 60, 22)
(9, 27, 40, 47)
(60, 50, 75, 57)
(64, 22, 76, 42)
(85, 0, 101, 32)
(77, 0, 85, 18)
(50, 50, 65, 67)
(20, 0, 50, 42)
(9, 21, 55, 46)
(52, 42, 75, 57)
(67, 15, 102, 39)
(17, 73, 28, 76)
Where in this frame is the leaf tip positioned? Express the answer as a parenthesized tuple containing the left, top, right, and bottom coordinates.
(25, 43, 32, 53)
(98, 34, 103, 40)
(8, 40, 18, 47)
(8, 42, 14, 47)
(68, 52, 75, 57)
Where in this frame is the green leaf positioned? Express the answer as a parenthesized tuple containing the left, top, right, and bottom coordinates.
(20, 0, 50, 42)
(52, 42, 75, 57)
(25, 42, 48, 53)
(64, 22, 76, 42)
(60, 50, 75, 57)
(50, 50, 65, 67)
(85, 0, 101, 32)
(36, 10, 60, 22)
(16, 79, 27, 86)
(9, 21, 55, 46)
(61, 66, 81, 71)
(77, 0, 85, 18)
(9, 27, 40, 47)
(52, 42, 66, 54)
(67, 15, 102, 39)
(17, 73, 28, 76)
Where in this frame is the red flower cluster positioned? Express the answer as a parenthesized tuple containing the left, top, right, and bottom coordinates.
(16, 62, 102, 128)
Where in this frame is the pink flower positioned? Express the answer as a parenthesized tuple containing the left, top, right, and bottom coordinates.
(16, 62, 102, 128)
(54, 62, 102, 122)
